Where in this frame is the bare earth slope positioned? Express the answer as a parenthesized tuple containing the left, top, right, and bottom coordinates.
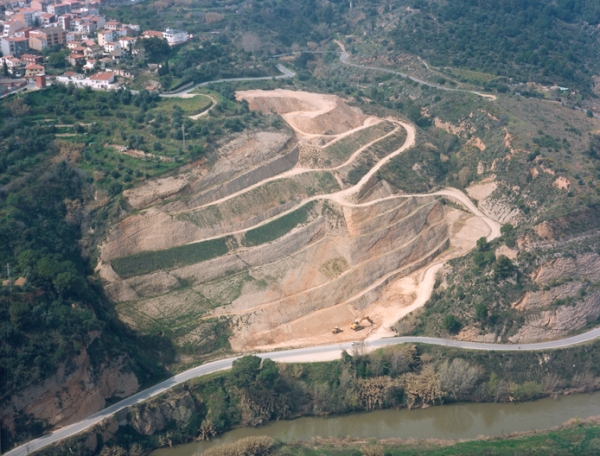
(98, 90, 498, 356)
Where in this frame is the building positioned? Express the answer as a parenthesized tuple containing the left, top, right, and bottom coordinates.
(31, 0, 50, 12)
(0, 56, 25, 75)
(29, 26, 65, 51)
(20, 53, 43, 64)
(57, 14, 71, 31)
(56, 70, 116, 89)
(103, 20, 120, 30)
(25, 62, 44, 76)
(97, 29, 113, 46)
(14, 8, 36, 26)
(103, 41, 120, 54)
(2, 20, 27, 37)
(118, 36, 136, 51)
(141, 30, 164, 39)
(36, 73, 46, 88)
(163, 28, 188, 46)
(1, 36, 29, 57)
(66, 52, 85, 66)
(39, 13, 56, 25)
(47, 3, 71, 16)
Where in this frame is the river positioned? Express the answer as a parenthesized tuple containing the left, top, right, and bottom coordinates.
(151, 391, 600, 455)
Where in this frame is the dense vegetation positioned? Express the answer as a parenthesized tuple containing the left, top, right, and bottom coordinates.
(111, 238, 230, 278)
(39, 340, 600, 455)
(391, 0, 600, 93)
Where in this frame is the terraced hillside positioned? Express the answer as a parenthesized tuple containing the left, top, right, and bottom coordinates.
(98, 90, 496, 359)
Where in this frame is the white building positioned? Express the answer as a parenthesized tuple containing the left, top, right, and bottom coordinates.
(163, 28, 188, 46)
(103, 41, 120, 53)
(56, 70, 116, 89)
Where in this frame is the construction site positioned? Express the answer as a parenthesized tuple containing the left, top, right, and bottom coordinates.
(97, 89, 498, 356)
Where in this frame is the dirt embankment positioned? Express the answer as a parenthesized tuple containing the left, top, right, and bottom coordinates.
(509, 253, 600, 343)
(1, 338, 138, 435)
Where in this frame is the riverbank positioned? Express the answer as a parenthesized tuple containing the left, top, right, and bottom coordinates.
(152, 392, 600, 455)
(245, 415, 600, 456)
(35, 340, 600, 456)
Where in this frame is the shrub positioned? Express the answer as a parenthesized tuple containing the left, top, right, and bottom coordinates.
(443, 315, 462, 334)
(201, 436, 274, 456)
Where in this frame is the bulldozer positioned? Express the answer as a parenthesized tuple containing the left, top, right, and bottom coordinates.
(351, 316, 373, 331)
(331, 326, 342, 334)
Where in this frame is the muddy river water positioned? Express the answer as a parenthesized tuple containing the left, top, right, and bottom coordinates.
(151, 391, 600, 455)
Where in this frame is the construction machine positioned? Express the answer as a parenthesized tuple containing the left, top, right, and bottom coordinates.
(351, 316, 373, 331)
(331, 326, 342, 334)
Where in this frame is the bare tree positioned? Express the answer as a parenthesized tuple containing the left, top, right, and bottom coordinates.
(438, 358, 483, 401)
(241, 32, 261, 55)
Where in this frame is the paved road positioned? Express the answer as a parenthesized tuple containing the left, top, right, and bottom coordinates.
(159, 64, 295, 98)
(7, 326, 600, 456)
(338, 51, 496, 100)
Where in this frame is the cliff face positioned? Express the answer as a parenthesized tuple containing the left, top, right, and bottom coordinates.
(2, 338, 138, 434)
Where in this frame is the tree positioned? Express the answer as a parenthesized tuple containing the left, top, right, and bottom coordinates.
(475, 303, 488, 321)
(142, 37, 170, 63)
(443, 315, 462, 334)
(230, 355, 261, 389)
(476, 237, 490, 251)
(2, 59, 8, 77)
(241, 32, 261, 55)
(493, 255, 515, 280)
(439, 358, 483, 401)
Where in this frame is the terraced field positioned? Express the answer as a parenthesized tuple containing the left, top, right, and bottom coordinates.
(98, 89, 498, 359)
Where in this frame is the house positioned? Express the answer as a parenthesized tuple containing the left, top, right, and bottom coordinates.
(111, 68, 133, 78)
(2, 20, 27, 37)
(141, 30, 164, 39)
(88, 16, 105, 30)
(56, 70, 115, 89)
(47, 3, 71, 16)
(30, 0, 50, 11)
(113, 27, 127, 38)
(1, 36, 29, 57)
(66, 52, 85, 66)
(163, 28, 188, 46)
(67, 40, 82, 49)
(28, 26, 65, 50)
(57, 14, 71, 30)
(123, 23, 139, 34)
(14, 8, 36, 26)
(103, 41, 120, 54)
(24, 62, 44, 76)
(84, 44, 102, 58)
(0, 55, 25, 74)
(118, 36, 136, 51)
(20, 53, 43, 64)
(103, 20, 120, 30)
(39, 13, 56, 25)
(97, 29, 113, 46)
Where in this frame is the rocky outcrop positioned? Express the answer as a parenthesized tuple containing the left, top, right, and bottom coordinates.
(509, 291, 600, 343)
(508, 253, 600, 343)
(1, 341, 138, 433)
(129, 391, 197, 436)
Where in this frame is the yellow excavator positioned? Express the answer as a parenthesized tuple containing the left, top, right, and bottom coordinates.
(351, 316, 373, 331)
(331, 326, 342, 334)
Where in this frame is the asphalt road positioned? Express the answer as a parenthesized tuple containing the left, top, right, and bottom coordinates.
(159, 64, 295, 98)
(7, 326, 600, 456)
(338, 52, 496, 99)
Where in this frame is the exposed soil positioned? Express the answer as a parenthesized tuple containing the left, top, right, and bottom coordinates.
(99, 90, 501, 357)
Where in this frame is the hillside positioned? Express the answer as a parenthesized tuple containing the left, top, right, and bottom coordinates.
(3, 0, 600, 454)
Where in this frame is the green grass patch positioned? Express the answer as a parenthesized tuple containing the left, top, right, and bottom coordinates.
(155, 95, 213, 116)
(111, 237, 230, 278)
(242, 202, 314, 247)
